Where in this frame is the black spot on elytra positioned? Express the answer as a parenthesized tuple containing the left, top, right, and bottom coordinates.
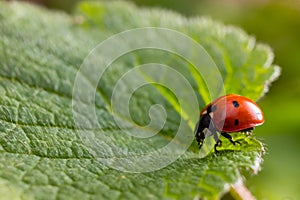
(211, 105, 217, 112)
(232, 101, 239, 108)
(234, 119, 239, 126)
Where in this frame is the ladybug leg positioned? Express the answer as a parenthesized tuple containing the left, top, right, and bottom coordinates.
(208, 120, 222, 153)
(221, 132, 241, 146)
(214, 139, 222, 153)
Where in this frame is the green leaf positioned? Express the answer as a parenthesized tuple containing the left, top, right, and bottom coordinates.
(77, 1, 280, 101)
(0, 1, 279, 200)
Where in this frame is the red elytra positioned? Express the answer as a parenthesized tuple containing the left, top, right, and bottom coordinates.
(200, 94, 264, 132)
(194, 94, 264, 153)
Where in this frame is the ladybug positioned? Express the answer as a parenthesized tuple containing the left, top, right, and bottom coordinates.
(194, 94, 264, 153)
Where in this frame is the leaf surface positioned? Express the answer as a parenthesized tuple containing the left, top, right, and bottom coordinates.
(0, 1, 279, 199)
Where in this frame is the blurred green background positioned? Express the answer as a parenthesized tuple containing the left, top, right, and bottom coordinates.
(17, 0, 300, 199)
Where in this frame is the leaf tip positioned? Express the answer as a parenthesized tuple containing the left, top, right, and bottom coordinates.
(261, 65, 281, 98)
